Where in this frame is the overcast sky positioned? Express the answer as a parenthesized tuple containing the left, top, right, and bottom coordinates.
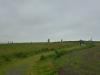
(0, 0, 100, 42)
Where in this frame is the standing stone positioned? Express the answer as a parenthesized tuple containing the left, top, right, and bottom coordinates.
(61, 39, 63, 43)
(48, 39, 50, 43)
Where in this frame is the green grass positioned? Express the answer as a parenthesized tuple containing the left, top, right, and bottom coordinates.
(0, 41, 100, 75)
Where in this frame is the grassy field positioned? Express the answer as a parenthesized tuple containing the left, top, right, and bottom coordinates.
(0, 41, 100, 75)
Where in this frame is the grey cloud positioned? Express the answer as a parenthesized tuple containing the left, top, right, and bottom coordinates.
(0, 0, 100, 42)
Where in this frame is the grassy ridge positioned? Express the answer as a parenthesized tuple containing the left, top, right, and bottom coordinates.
(0, 41, 99, 75)
(32, 43, 96, 75)
(0, 42, 80, 65)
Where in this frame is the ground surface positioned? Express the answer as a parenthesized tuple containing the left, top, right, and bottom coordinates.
(0, 42, 100, 75)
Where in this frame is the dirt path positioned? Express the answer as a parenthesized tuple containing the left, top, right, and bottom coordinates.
(4, 52, 53, 75)
(5, 54, 40, 75)
(58, 45, 100, 75)
(6, 64, 28, 75)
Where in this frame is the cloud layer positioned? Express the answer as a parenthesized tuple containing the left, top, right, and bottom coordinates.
(0, 0, 100, 42)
